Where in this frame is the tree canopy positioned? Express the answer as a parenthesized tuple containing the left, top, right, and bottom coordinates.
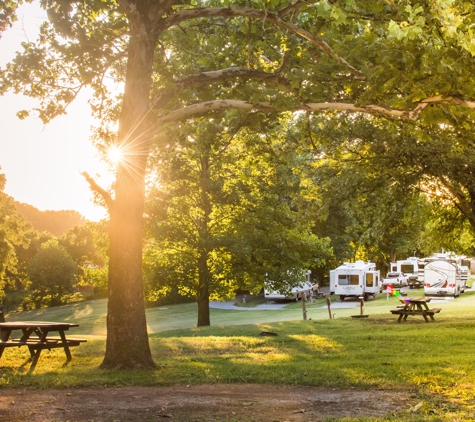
(28, 239, 78, 307)
(0, 170, 34, 300)
(144, 113, 331, 325)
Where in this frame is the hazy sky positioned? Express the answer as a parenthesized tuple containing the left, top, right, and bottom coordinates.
(0, 4, 113, 221)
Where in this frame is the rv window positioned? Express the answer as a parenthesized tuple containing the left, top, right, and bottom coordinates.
(365, 273, 373, 287)
(349, 275, 359, 285)
(400, 264, 414, 273)
(338, 275, 348, 285)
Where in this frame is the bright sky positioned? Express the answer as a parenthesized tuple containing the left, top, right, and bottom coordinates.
(0, 4, 114, 221)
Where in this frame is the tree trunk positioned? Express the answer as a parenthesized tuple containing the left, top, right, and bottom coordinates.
(196, 155, 211, 327)
(197, 251, 211, 327)
(99, 15, 156, 369)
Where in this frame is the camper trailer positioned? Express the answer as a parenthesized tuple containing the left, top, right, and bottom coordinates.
(330, 261, 381, 301)
(419, 252, 469, 296)
(424, 259, 464, 297)
(389, 257, 421, 288)
(264, 270, 314, 301)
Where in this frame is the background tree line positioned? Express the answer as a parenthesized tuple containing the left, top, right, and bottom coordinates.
(0, 173, 108, 311)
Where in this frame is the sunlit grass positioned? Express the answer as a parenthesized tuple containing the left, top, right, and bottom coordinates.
(2, 291, 475, 420)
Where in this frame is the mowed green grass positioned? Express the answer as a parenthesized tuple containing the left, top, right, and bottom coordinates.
(2, 290, 475, 420)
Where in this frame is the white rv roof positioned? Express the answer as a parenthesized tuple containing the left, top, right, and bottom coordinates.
(335, 260, 376, 270)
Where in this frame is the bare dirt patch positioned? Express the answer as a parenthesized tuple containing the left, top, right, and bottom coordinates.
(0, 384, 411, 421)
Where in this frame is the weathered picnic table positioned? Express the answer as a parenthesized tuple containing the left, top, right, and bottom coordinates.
(0, 321, 87, 373)
(390, 297, 441, 322)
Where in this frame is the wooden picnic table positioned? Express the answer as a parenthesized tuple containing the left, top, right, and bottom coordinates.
(390, 297, 441, 323)
(0, 321, 87, 373)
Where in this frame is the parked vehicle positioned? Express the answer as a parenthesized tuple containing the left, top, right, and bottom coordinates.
(264, 270, 314, 301)
(424, 259, 463, 297)
(330, 261, 381, 301)
(382, 272, 409, 288)
(418, 252, 470, 297)
(390, 257, 421, 288)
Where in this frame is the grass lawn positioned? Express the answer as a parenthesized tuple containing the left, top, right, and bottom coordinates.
(2, 290, 475, 420)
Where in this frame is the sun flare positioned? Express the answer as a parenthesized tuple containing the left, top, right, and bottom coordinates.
(108, 146, 123, 165)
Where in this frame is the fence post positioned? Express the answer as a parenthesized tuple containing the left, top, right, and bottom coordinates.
(326, 297, 332, 319)
(301, 292, 307, 320)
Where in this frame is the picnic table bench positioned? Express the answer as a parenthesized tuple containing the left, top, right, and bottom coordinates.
(390, 297, 441, 322)
(0, 321, 87, 373)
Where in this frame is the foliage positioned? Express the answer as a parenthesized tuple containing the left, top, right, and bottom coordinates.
(14, 201, 86, 236)
(418, 208, 475, 257)
(144, 114, 331, 325)
(59, 224, 104, 267)
(0, 170, 35, 300)
(2, 230, 53, 309)
(304, 112, 475, 261)
(59, 222, 108, 295)
(297, 114, 431, 271)
(27, 239, 78, 307)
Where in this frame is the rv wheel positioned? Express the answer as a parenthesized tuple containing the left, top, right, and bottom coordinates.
(340, 295, 345, 302)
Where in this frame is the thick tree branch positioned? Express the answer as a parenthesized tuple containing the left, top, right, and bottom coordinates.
(154, 96, 475, 125)
(150, 66, 293, 109)
(157, 7, 364, 79)
(81, 171, 114, 212)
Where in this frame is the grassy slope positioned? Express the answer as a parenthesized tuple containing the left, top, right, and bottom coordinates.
(5, 288, 473, 336)
(2, 290, 475, 420)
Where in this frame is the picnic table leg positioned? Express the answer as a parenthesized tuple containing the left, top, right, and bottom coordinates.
(59, 330, 72, 363)
(416, 304, 430, 322)
(397, 314, 403, 322)
(28, 349, 42, 374)
(422, 303, 436, 321)
(1, 328, 12, 342)
(26, 345, 36, 360)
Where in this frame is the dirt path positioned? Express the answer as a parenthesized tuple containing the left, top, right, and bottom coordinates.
(0, 384, 411, 421)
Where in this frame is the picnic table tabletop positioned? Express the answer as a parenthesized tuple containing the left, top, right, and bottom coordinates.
(0, 321, 86, 373)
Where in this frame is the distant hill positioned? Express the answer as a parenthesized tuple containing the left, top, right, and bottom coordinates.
(14, 201, 87, 236)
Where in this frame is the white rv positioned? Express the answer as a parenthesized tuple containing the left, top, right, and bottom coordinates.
(264, 270, 314, 301)
(420, 252, 469, 296)
(424, 259, 463, 297)
(330, 261, 381, 301)
(389, 257, 421, 288)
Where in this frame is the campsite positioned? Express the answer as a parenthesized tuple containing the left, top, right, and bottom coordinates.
(1, 287, 475, 421)
(4, 1, 475, 421)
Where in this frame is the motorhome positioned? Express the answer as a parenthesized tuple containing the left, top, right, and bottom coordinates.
(389, 257, 421, 288)
(419, 252, 469, 296)
(424, 259, 464, 297)
(264, 270, 314, 301)
(330, 261, 381, 301)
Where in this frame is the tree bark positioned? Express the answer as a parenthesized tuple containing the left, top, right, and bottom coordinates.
(197, 155, 212, 327)
(197, 251, 211, 327)
(99, 8, 156, 369)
